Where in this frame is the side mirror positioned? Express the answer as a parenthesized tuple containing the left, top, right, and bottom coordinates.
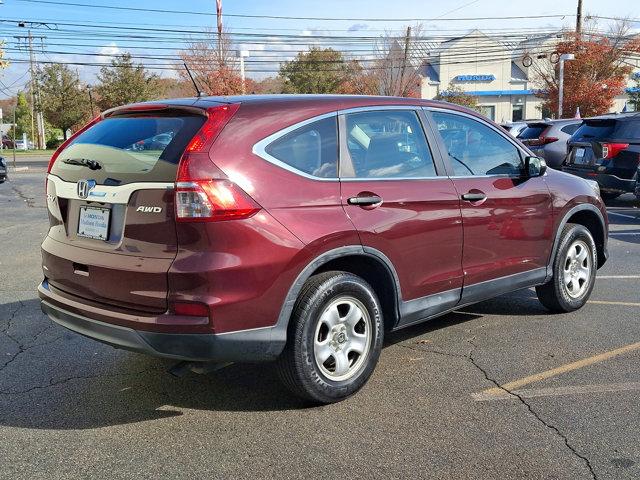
(523, 156, 547, 178)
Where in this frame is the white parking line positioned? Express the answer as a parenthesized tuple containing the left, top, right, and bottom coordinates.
(473, 382, 640, 401)
(597, 275, 640, 279)
(608, 212, 639, 220)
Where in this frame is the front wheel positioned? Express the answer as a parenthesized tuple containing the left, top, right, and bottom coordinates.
(277, 271, 383, 404)
(536, 223, 597, 312)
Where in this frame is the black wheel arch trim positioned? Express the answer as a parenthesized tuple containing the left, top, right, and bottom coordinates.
(546, 203, 608, 282)
(273, 245, 403, 352)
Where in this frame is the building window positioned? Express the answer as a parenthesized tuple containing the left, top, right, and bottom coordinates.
(512, 104, 524, 122)
(477, 105, 495, 121)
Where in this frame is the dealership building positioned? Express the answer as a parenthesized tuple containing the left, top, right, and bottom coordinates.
(416, 30, 640, 122)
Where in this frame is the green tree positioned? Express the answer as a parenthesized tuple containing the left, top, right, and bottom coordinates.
(435, 83, 478, 109)
(279, 48, 351, 94)
(37, 63, 87, 140)
(95, 53, 159, 110)
(11, 91, 32, 140)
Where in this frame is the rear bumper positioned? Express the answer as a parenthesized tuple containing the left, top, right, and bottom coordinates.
(39, 280, 285, 362)
(562, 166, 635, 193)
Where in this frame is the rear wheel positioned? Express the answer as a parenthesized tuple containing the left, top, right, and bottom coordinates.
(536, 224, 597, 312)
(277, 271, 383, 404)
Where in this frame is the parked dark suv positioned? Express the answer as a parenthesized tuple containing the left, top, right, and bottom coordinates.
(563, 114, 640, 200)
(39, 95, 609, 403)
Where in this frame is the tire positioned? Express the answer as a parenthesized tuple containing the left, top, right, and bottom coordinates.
(600, 192, 620, 201)
(536, 223, 597, 313)
(277, 271, 383, 404)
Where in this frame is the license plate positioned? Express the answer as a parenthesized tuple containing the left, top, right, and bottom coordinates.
(78, 206, 110, 240)
(573, 147, 588, 164)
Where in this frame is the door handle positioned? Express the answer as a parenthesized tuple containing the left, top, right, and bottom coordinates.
(348, 195, 383, 206)
(461, 192, 487, 202)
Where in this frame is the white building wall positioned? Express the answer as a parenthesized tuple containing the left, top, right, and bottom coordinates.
(419, 30, 639, 120)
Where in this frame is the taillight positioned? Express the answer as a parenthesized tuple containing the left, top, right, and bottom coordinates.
(185, 103, 240, 153)
(174, 102, 259, 222)
(601, 143, 629, 159)
(47, 115, 102, 173)
(542, 136, 559, 144)
(175, 180, 260, 222)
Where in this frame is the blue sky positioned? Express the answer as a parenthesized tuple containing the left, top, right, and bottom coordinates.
(0, 0, 638, 98)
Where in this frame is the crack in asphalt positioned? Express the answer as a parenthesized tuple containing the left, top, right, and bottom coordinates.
(401, 339, 598, 480)
(10, 184, 45, 209)
(0, 366, 165, 396)
(0, 302, 64, 373)
(0, 300, 26, 370)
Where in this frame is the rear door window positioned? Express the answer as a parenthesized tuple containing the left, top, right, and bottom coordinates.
(265, 116, 338, 178)
(51, 114, 205, 185)
(342, 110, 436, 178)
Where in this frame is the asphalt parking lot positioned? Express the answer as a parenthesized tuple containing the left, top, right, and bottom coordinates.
(1, 171, 639, 480)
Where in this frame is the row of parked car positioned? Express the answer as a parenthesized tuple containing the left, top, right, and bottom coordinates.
(502, 113, 640, 200)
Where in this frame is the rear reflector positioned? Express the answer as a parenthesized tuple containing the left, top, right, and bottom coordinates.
(175, 180, 260, 222)
(602, 143, 629, 159)
(171, 301, 209, 317)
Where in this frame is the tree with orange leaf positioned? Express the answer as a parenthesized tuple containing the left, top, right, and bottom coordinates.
(534, 26, 640, 118)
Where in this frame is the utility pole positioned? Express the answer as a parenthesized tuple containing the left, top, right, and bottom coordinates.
(87, 86, 95, 118)
(15, 29, 46, 150)
(399, 26, 412, 97)
(576, 0, 583, 38)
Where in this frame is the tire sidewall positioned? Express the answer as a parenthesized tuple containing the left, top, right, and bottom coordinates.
(553, 224, 597, 310)
(296, 274, 383, 402)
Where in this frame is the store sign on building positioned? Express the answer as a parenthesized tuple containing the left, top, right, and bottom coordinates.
(454, 74, 496, 82)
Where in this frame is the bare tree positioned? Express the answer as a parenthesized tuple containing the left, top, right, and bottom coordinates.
(179, 28, 242, 96)
(372, 25, 423, 97)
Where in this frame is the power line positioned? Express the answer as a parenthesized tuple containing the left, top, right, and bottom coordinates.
(13, 1, 575, 22)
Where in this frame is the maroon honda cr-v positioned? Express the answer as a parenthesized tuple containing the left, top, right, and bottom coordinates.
(39, 95, 608, 403)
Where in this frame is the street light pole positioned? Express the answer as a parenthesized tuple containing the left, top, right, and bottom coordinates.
(558, 53, 575, 119)
(238, 49, 249, 94)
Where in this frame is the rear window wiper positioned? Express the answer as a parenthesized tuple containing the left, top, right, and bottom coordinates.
(62, 158, 102, 170)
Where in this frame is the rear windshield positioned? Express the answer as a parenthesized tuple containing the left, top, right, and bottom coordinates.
(518, 125, 547, 139)
(51, 114, 205, 185)
(572, 118, 640, 141)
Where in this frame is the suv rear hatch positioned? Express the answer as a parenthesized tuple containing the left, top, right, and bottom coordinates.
(43, 105, 210, 313)
(563, 117, 640, 190)
(517, 122, 556, 151)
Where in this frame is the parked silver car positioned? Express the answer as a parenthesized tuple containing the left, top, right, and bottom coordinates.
(500, 121, 528, 138)
(517, 119, 583, 169)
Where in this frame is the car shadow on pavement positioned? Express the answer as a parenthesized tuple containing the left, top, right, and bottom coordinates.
(0, 292, 541, 430)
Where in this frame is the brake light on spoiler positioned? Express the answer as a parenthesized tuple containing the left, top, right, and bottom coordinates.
(174, 103, 260, 222)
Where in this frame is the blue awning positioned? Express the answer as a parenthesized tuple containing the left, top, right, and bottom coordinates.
(438, 89, 538, 97)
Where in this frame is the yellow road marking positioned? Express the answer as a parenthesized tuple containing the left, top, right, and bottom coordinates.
(480, 341, 640, 397)
(588, 300, 640, 307)
(473, 382, 640, 402)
